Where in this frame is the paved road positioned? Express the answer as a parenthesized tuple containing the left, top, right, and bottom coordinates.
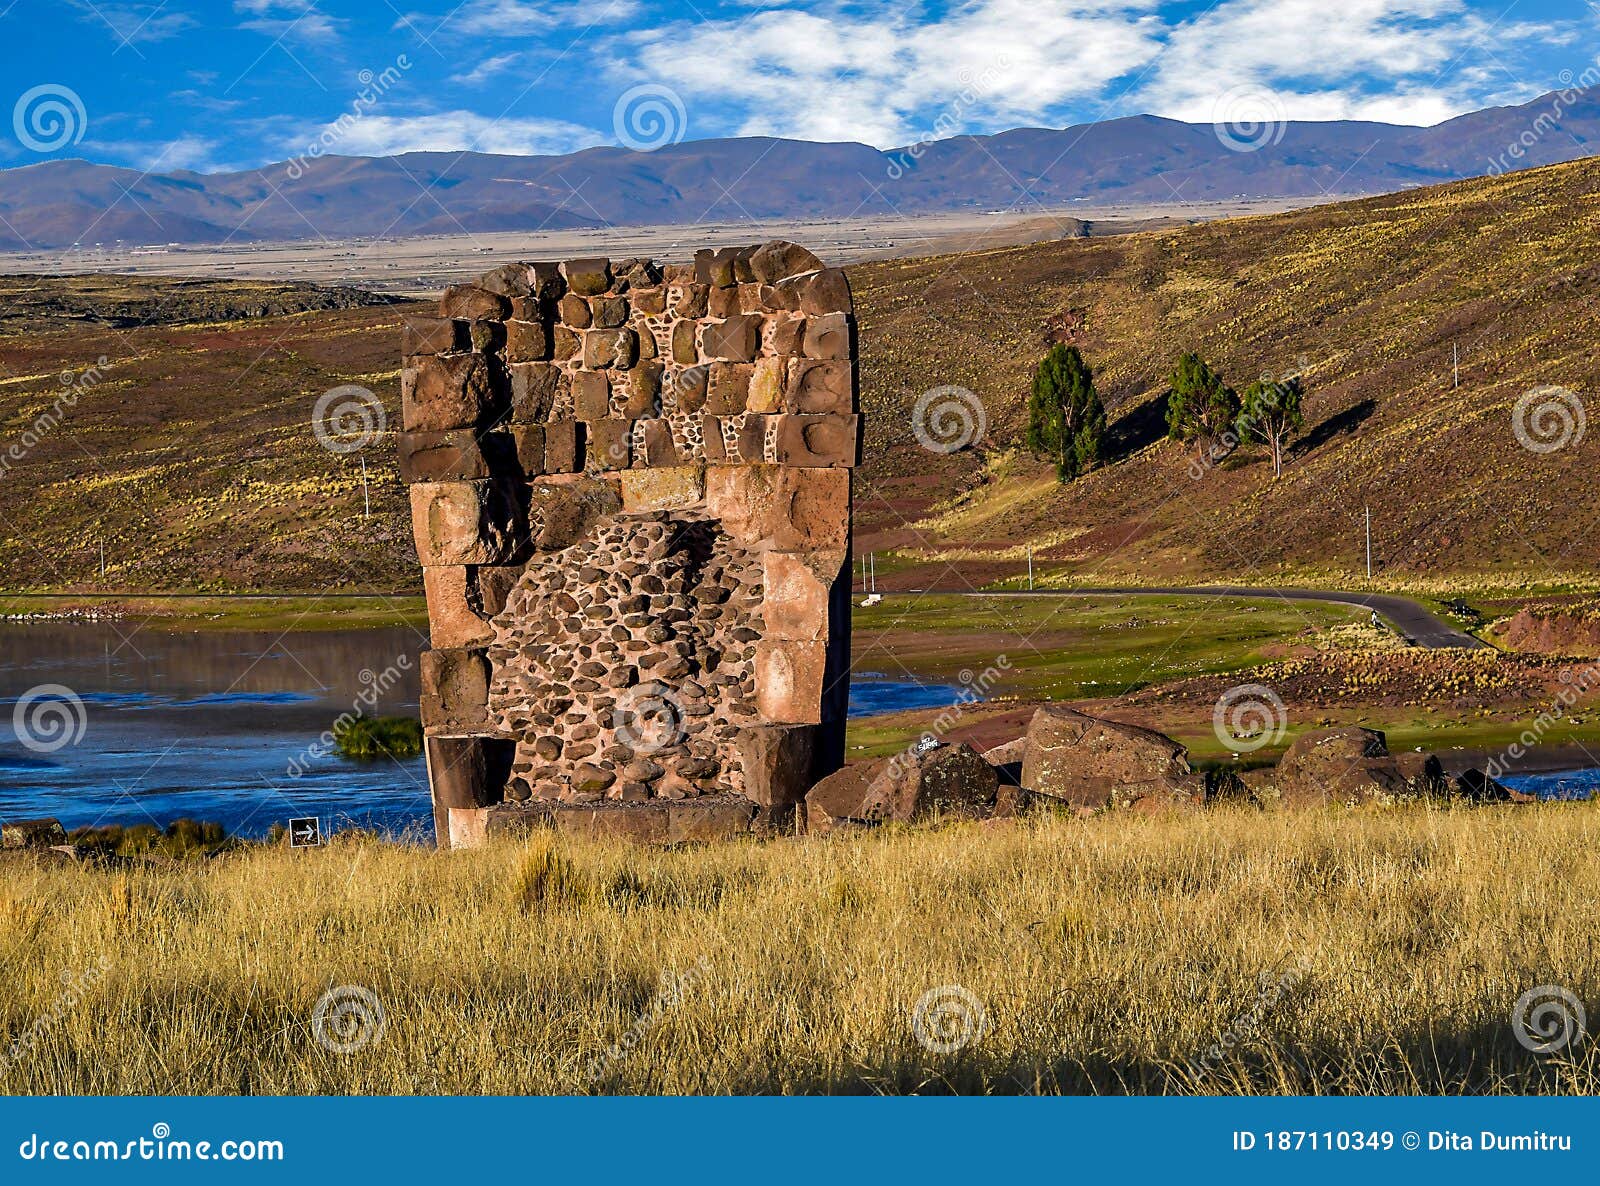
(965, 585, 1487, 650)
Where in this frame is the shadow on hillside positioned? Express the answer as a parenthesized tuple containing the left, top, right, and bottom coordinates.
(1104, 392, 1170, 462)
(1295, 398, 1377, 455)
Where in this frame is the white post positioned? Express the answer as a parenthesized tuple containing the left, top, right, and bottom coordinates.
(1027, 548, 1034, 590)
(99, 542, 105, 581)
(361, 455, 372, 519)
(1453, 343, 1459, 389)
(870, 553, 876, 594)
(1365, 506, 1372, 580)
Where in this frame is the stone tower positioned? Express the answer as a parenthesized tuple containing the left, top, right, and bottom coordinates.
(399, 242, 858, 846)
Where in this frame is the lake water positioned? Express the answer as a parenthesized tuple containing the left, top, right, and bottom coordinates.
(0, 623, 970, 840)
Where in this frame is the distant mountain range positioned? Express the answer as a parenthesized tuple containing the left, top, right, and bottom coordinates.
(2, 89, 1596, 250)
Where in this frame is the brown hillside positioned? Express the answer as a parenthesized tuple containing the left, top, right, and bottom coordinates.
(0, 157, 1597, 592)
(851, 155, 1600, 588)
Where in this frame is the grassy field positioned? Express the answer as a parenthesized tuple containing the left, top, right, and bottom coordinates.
(2, 807, 1597, 1095)
(0, 593, 426, 631)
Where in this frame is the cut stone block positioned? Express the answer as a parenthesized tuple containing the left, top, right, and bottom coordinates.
(509, 362, 565, 423)
(735, 725, 816, 829)
(404, 354, 494, 432)
(572, 370, 610, 420)
(561, 258, 612, 296)
(402, 316, 466, 356)
(754, 639, 828, 724)
(707, 363, 753, 414)
(410, 481, 517, 566)
(420, 647, 491, 733)
(761, 550, 845, 640)
(621, 464, 705, 513)
(544, 420, 580, 473)
(772, 414, 860, 467)
(802, 312, 853, 359)
(440, 285, 512, 320)
(750, 240, 825, 284)
(585, 419, 633, 471)
(397, 430, 489, 484)
(748, 357, 786, 412)
(583, 328, 637, 369)
(505, 319, 549, 362)
(785, 359, 854, 414)
(703, 315, 761, 362)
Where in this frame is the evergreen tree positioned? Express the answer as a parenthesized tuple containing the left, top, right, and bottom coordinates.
(1165, 352, 1240, 463)
(1235, 377, 1305, 479)
(1027, 345, 1106, 481)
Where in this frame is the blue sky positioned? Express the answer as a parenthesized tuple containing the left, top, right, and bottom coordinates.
(0, 0, 1592, 174)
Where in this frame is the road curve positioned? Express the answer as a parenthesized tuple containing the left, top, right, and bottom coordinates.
(963, 585, 1487, 650)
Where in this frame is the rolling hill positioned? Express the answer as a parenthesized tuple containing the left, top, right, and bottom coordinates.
(0, 89, 1597, 249)
(0, 154, 1597, 593)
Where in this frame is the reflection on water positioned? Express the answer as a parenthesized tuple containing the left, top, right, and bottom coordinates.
(0, 624, 970, 841)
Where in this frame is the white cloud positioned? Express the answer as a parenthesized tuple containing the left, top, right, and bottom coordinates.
(235, 0, 340, 43)
(1134, 0, 1568, 127)
(453, 52, 523, 86)
(403, 0, 637, 37)
(287, 111, 605, 157)
(621, 0, 1165, 148)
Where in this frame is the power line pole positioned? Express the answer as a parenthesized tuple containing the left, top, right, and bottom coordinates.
(1027, 547, 1034, 590)
(1365, 506, 1372, 580)
(1452, 343, 1459, 389)
(360, 455, 372, 519)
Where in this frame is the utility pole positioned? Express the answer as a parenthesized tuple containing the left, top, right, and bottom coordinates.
(1452, 343, 1459, 389)
(360, 455, 372, 519)
(1027, 548, 1034, 590)
(869, 553, 877, 594)
(99, 542, 105, 582)
(1365, 506, 1372, 580)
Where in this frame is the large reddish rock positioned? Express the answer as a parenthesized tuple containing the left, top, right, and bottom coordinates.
(1270, 726, 1415, 807)
(1020, 705, 1204, 811)
(804, 741, 1000, 834)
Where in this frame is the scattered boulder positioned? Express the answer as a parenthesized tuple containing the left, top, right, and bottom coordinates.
(1271, 726, 1403, 806)
(1, 818, 66, 849)
(804, 741, 1001, 834)
(1020, 705, 1203, 811)
(1452, 768, 1536, 803)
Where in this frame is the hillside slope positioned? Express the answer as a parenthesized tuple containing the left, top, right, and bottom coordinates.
(0, 157, 1596, 593)
(851, 154, 1600, 588)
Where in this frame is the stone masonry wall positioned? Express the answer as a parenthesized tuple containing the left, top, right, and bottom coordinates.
(400, 242, 857, 847)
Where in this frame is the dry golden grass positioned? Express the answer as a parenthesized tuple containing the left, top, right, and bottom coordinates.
(1, 807, 1597, 1096)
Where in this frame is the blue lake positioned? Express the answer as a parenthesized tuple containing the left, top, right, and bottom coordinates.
(0, 623, 968, 841)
